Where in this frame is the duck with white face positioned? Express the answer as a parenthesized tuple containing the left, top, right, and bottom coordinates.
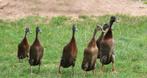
(81, 25, 108, 73)
(96, 24, 110, 58)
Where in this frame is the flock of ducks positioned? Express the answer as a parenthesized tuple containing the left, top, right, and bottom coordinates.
(17, 16, 117, 74)
(18, 27, 43, 73)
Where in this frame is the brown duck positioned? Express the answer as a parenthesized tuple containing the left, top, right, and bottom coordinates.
(99, 16, 116, 72)
(29, 26, 44, 73)
(81, 25, 105, 72)
(96, 24, 110, 58)
(59, 24, 78, 73)
(17, 27, 30, 62)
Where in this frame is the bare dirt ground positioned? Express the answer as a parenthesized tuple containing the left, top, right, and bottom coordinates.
(0, 0, 147, 20)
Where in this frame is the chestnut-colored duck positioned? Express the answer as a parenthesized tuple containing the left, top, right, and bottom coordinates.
(96, 24, 110, 58)
(29, 27, 44, 73)
(59, 24, 78, 74)
(17, 27, 30, 62)
(81, 25, 105, 72)
(99, 16, 116, 72)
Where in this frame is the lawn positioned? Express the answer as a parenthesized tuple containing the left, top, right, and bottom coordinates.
(0, 15, 147, 78)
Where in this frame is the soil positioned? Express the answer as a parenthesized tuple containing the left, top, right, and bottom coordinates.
(0, 0, 147, 20)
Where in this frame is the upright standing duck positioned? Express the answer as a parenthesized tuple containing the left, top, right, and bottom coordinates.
(59, 24, 78, 74)
(99, 16, 116, 72)
(96, 24, 110, 58)
(29, 26, 44, 73)
(81, 25, 105, 72)
(17, 27, 30, 62)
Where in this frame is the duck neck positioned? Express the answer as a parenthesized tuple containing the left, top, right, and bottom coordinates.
(35, 31, 39, 41)
(109, 21, 114, 29)
(99, 32, 105, 41)
(104, 29, 112, 39)
(71, 30, 76, 42)
(24, 32, 27, 38)
(88, 30, 97, 47)
(92, 29, 97, 39)
(72, 30, 75, 37)
(23, 32, 28, 44)
(104, 21, 114, 39)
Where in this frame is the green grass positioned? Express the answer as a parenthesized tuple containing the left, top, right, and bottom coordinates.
(0, 15, 147, 78)
(143, 1, 147, 4)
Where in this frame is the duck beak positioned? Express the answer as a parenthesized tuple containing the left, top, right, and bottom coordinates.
(75, 28, 78, 32)
(102, 28, 106, 32)
(116, 18, 120, 23)
(40, 30, 42, 33)
(96, 25, 102, 31)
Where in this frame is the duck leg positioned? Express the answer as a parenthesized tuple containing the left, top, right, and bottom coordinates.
(112, 63, 115, 72)
(19, 59, 23, 63)
(101, 64, 104, 72)
(30, 66, 32, 75)
(72, 62, 75, 75)
(100, 64, 104, 74)
(19, 59, 21, 63)
(26, 55, 29, 61)
(38, 64, 41, 72)
(92, 64, 96, 74)
(112, 54, 116, 72)
(92, 69, 96, 74)
(84, 71, 87, 77)
(72, 66, 75, 75)
(58, 65, 61, 74)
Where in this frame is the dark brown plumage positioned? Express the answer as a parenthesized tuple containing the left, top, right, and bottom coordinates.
(17, 27, 30, 62)
(96, 24, 110, 58)
(81, 25, 102, 72)
(99, 16, 116, 72)
(29, 26, 44, 73)
(59, 24, 78, 73)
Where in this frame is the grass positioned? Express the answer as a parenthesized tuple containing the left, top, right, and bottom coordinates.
(143, 1, 147, 4)
(0, 15, 147, 78)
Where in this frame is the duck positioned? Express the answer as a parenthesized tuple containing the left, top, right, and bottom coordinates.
(81, 25, 105, 72)
(29, 26, 44, 73)
(96, 24, 110, 58)
(99, 16, 116, 72)
(59, 24, 78, 74)
(17, 27, 30, 62)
